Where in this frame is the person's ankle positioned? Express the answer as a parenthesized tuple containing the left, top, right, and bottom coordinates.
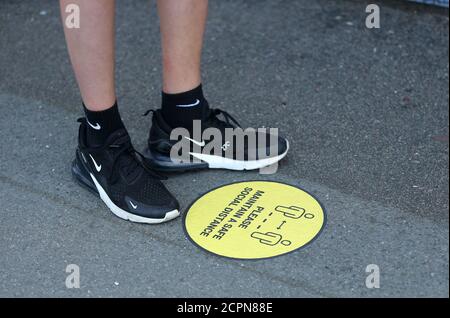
(83, 101, 125, 147)
(161, 84, 209, 130)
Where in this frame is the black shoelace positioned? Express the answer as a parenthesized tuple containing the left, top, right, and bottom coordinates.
(108, 133, 166, 183)
(205, 109, 241, 129)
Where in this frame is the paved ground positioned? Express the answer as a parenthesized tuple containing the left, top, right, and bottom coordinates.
(0, 0, 448, 297)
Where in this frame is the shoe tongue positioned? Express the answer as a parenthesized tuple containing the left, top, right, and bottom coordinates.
(116, 152, 142, 183)
(106, 129, 130, 145)
(107, 129, 143, 183)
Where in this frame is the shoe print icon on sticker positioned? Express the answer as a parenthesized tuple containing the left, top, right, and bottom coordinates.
(183, 181, 326, 260)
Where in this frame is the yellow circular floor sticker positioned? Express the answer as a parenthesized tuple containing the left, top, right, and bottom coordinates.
(184, 181, 326, 259)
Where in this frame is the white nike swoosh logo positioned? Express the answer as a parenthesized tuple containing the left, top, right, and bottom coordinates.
(184, 136, 206, 147)
(176, 99, 200, 108)
(130, 201, 138, 209)
(89, 154, 102, 172)
(87, 119, 101, 130)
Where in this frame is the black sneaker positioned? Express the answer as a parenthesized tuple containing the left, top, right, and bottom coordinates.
(71, 118, 180, 224)
(143, 109, 289, 171)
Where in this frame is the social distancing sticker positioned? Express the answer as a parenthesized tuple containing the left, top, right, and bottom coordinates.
(184, 181, 326, 259)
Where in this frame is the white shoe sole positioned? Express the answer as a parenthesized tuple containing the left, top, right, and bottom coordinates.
(89, 173, 180, 224)
(189, 141, 289, 170)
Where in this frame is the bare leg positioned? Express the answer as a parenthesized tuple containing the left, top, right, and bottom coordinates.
(60, 0, 116, 110)
(157, 0, 208, 94)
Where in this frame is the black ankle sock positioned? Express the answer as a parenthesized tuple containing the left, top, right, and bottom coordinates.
(161, 84, 209, 130)
(83, 101, 125, 147)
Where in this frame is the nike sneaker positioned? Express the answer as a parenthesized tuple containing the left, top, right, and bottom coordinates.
(143, 108, 289, 171)
(72, 118, 180, 224)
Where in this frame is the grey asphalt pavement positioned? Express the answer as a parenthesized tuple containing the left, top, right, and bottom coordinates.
(0, 0, 448, 297)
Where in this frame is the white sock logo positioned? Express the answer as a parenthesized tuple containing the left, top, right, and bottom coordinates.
(176, 99, 200, 108)
(87, 119, 101, 130)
